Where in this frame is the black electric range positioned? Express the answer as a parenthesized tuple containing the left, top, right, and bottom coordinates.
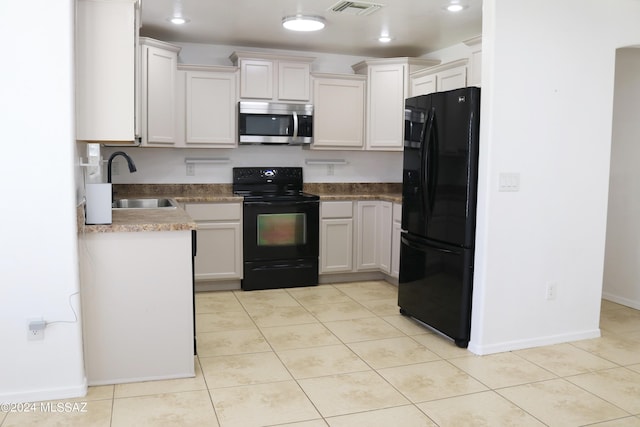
(233, 167, 320, 291)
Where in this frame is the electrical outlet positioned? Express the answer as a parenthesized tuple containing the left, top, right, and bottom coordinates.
(327, 164, 335, 176)
(545, 283, 557, 301)
(28, 319, 46, 341)
(186, 163, 195, 176)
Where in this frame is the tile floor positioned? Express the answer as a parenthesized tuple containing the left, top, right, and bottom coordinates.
(3, 280, 640, 427)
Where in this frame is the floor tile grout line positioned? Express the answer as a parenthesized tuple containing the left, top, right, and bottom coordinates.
(561, 370, 637, 418)
(197, 284, 639, 426)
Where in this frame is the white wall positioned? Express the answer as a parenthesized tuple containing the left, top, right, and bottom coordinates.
(103, 146, 402, 184)
(0, 0, 86, 402)
(603, 48, 640, 309)
(470, 0, 640, 354)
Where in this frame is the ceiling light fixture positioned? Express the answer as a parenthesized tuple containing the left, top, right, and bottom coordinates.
(168, 16, 190, 24)
(378, 35, 392, 43)
(282, 15, 326, 32)
(446, 4, 466, 12)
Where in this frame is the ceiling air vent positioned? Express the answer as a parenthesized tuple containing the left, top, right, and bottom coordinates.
(328, 1, 384, 16)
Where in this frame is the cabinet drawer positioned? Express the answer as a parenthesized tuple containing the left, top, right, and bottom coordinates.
(321, 201, 353, 218)
(393, 203, 402, 222)
(185, 203, 242, 221)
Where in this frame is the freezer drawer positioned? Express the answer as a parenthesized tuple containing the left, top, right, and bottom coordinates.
(398, 233, 473, 347)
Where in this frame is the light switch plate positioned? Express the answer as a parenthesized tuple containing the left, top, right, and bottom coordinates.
(498, 173, 520, 192)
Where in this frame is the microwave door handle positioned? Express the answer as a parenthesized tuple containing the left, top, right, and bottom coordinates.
(292, 111, 298, 138)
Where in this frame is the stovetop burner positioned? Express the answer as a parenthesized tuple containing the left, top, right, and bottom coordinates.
(232, 167, 318, 202)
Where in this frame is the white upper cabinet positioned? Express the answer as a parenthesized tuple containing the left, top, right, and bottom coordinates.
(464, 36, 483, 87)
(76, 0, 138, 143)
(278, 62, 311, 101)
(180, 65, 238, 147)
(352, 58, 439, 151)
(311, 74, 366, 149)
(139, 38, 180, 146)
(230, 51, 314, 101)
(409, 59, 470, 97)
(238, 59, 273, 99)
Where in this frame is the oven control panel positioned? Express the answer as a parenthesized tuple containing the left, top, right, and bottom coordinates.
(233, 167, 303, 187)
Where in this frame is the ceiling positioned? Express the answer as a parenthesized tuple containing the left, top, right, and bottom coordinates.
(139, 0, 483, 58)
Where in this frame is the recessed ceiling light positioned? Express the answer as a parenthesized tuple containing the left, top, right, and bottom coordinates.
(446, 4, 466, 12)
(168, 16, 190, 25)
(282, 15, 326, 32)
(378, 36, 392, 43)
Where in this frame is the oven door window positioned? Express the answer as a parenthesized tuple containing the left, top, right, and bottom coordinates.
(257, 213, 306, 246)
(241, 114, 294, 137)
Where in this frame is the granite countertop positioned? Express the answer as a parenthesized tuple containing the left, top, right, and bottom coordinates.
(306, 183, 402, 204)
(80, 202, 197, 234)
(113, 183, 403, 204)
(79, 183, 402, 234)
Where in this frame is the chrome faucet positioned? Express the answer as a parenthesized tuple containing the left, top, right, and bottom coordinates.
(107, 151, 137, 183)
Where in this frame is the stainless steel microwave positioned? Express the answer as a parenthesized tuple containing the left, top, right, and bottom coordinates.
(238, 102, 313, 145)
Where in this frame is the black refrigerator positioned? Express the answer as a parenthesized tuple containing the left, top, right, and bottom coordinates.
(398, 87, 480, 348)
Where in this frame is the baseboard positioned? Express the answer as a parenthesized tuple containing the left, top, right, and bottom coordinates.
(195, 274, 397, 291)
(601, 292, 640, 310)
(195, 280, 241, 292)
(0, 379, 87, 404)
(467, 328, 601, 355)
(319, 271, 386, 284)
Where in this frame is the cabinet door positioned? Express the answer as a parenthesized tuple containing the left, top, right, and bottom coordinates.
(312, 77, 365, 149)
(278, 62, 310, 101)
(185, 71, 237, 146)
(391, 203, 402, 278)
(378, 202, 393, 274)
(367, 64, 405, 150)
(239, 59, 273, 99)
(356, 201, 380, 270)
(143, 45, 177, 145)
(411, 73, 436, 97)
(438, 66, 467, 92)
(76, 0, 136, 142)
(194, 222, 242, 280)
(320, 218, 353, 273)
(469, 49, 482, 87)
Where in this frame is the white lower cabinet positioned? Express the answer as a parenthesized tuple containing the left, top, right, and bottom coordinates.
(391, 203, 402, 278)
(356, 201, 393, 271)
(356, 201, 380, 270)
(320, 199, 399, 278)
(379, 202, 393, 274)
(320, 201, 353, 273)
(185, 203, 243, 281)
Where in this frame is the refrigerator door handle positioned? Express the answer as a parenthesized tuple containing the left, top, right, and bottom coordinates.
(423, 107, 436, 215)
(401, 233, 462, 255)
(427, 108, 439, 212)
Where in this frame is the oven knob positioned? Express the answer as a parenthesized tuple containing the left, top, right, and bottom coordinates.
(264, 170, 275, 177)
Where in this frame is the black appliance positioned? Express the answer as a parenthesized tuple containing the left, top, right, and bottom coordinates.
(398, 87, 481, 348)
(238, 102, 313, 145)
(233, 167, 319, 291)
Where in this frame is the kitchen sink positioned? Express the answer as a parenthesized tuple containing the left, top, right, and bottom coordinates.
(112, 198, 178, 209)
